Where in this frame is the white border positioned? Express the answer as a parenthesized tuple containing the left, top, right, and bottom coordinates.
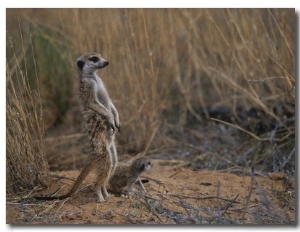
(2, 0, 300, 8)
(1, 1, 299, 232)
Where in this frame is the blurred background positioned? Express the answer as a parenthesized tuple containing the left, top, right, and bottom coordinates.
(6, 9, 295, 193)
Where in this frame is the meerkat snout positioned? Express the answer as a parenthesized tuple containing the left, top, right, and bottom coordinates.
(96, 58, 108, 69)
(140, 161, 152, 171)
(88, 55, 109, 68)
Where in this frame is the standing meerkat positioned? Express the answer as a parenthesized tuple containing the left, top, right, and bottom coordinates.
(34, 52, 120, 202)
(108, 157, 152, 195)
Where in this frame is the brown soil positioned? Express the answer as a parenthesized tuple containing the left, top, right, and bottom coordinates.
(6, 159, 295, 225)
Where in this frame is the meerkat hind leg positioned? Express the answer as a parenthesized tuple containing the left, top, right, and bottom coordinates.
(109, 142, 118, 172)
(95, 177, 109, 202)
(101, 186, 112, 198)
(95, 183, 107, 202)
(97, 189, 106, 202)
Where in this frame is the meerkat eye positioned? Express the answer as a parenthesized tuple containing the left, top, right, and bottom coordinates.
(89, 56, 100, 63)
(148, 161, 151, 165)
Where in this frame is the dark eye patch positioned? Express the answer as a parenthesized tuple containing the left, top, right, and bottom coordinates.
(140, 164, 145, 171)
(77, 60, 85, 69)
(89, 56, 100, 62)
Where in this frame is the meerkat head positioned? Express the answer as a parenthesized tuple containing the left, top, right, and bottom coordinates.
(131, 157, 153, 173)
(76, 52, 109, 74)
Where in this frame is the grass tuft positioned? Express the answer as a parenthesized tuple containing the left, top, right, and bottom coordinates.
(6, 30, 50, 195)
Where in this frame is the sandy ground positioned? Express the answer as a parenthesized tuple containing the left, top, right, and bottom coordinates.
(6, 159, 295, 225)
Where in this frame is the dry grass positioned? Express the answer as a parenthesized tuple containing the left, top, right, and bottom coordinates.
(6, 31, 50, 195)
(6, 9, 295, 192)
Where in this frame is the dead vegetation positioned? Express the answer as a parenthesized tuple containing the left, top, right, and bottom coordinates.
(6, 8, 295, 224)
(6, 38, 50, 194)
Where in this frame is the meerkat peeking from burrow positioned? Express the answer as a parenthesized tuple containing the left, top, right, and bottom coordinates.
(108, 157, 153, 195)
(34, 52, 120, 202)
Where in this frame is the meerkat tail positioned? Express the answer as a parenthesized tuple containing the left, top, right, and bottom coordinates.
(34, 162, 95, 201)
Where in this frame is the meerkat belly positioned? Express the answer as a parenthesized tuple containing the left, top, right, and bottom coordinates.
(127, 174, 140, 186)
(96, 91, 110, 109)
(84, 113, 108, 143)
(94, 79, 111, 110)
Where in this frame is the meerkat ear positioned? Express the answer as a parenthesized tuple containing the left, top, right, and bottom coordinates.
(77, 60, 85, 69)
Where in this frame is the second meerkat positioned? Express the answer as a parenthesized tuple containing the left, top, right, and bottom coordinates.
(35, 52, 119, 202)
(108, 157, 153, 195)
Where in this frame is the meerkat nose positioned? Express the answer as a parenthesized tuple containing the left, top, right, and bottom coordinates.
(104, 61, 109, 66)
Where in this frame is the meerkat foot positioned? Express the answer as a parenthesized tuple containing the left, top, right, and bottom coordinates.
(97, 190, 106, 202)
(95, 185, 108, 202)
(101, 186, 115, 199)
(121, 194, 129, 199)
(101, 186, 110, 198)
(120, 188, 133, 199)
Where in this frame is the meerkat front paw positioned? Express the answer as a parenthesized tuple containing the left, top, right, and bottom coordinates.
(113, 114, 120, 132)
(110, 103, 120, 132)
(106, 113, 117, 134)
(115, 123, 120, 132)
